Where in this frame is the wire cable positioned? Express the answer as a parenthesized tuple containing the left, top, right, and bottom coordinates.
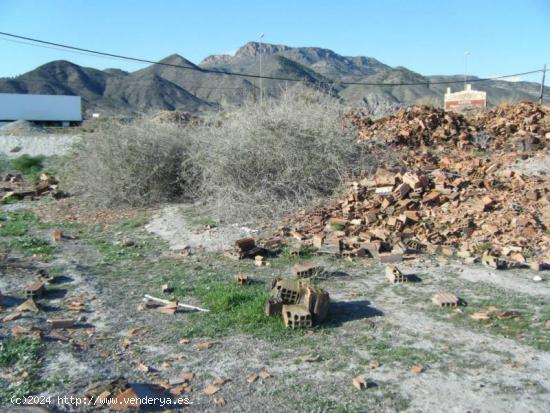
(0, 31, 546, 87)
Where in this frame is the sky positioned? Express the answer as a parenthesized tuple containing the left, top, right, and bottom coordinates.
(1, 0, 549, 83)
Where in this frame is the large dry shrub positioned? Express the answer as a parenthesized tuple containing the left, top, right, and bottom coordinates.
(64, 118, 197, 207)
(65, 87, 386, 219)
(191, 87, 378, 221)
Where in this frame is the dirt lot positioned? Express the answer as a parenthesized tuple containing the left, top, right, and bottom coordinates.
(0, 199, 549, 412)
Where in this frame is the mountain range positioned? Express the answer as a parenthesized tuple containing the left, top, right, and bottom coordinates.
(0, 41, 542, 116)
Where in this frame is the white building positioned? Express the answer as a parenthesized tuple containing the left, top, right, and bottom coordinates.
(444, 84, 486, 113)
(0, 93, 82, 125)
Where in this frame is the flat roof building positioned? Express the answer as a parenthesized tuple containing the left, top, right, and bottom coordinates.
(0, 93, 82, 124)
(444, 84, 486, 113)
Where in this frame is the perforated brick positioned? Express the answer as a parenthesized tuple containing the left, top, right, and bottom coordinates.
(431, 293, 459, 307)
(282, 304, 312, 329)
(385, 265, 407, 284)
(272, 279, 302, 304)
(291, 262, 322, 278)
(302, 286, 330, 324)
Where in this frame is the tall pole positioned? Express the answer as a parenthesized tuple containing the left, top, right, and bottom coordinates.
(259, 33, 264, 105)
(464, 51, 470, 89)
(540, 64, 547, 105)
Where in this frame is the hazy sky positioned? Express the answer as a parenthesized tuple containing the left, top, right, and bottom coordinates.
(1, 0, 549, 83)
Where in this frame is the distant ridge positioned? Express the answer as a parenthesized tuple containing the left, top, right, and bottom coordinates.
(0, 41, 542, 115)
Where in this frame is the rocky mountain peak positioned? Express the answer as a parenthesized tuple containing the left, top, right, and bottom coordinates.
(235, 42, 292, 57)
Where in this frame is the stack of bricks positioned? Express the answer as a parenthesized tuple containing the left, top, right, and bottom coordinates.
(265, 276, 330, 329)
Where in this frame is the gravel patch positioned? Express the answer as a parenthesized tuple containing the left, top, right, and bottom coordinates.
(0, 134, 80, 157)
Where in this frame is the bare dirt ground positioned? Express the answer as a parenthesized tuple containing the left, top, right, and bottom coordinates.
(1, 200, 549, 412)
(146, 205, 260, 253)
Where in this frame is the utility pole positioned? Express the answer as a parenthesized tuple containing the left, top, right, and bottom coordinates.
(259, 33, 264, 105)
(540, 64, 547, 105)
(464, 51, 470, 88)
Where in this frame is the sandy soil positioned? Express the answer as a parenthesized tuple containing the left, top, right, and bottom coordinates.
(145, 205, 260, 253)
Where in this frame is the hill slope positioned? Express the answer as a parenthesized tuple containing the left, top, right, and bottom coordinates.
(0, 42, 543, 115)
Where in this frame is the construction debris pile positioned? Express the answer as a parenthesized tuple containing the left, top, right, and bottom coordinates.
(279, 102, 550, 269)
(1, 172, 67, 203)
(473, 102, 550, 150)
(347, 101, 550, 152)
(226, 237, 330, 328)
(346, 105, 476, 148)
(150, 110, 201, 126)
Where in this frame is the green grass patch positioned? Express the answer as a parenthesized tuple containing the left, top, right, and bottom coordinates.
(426, 279, 550, 352)
(330, 223, 346, 231)
(0, 211, 40, 237)
(180, 281, 292, 340)
(0, 211, 56, 258)
(0, 337, 42, 367)
(10, 235, 56, 257)
(0, 337, 54, 405)
(178, 205, 217, 228)
(76, 216, 301, 340)
(10, 154, 45, 175)
(9, 155, 51, 182)
(86, 236, 144, 264)
(448, 304, 550, 352)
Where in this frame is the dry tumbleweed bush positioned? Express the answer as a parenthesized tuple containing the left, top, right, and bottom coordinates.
(65, 87, 384, 221)
(191, 87, 378, 221)
(64, 118, 197, 207)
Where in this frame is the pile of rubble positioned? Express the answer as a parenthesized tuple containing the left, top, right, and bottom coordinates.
(279, 102, 550, 269)
(150, 110, 201, 126)
(229, 237, 330, 329)
(473, 102, 550, 150)
(0, 172, 67, 203)
(278, 162, 550, 269)
(346, 101, 550, 152)
(346, 105, 476, 148)
(263, 277, 329, 329)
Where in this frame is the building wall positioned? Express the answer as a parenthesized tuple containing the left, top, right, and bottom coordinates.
(444, 84, 486, 113)
(0, 93, 82, 121)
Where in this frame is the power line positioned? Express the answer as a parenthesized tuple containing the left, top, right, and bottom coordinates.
(0, 36, 136, 65)
(0, 31, 546, 87)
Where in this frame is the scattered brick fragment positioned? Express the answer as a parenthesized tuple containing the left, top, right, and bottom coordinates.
(432, 293, 459, 307)
(352, 376, 369, 390)
(385, 265, 407, 284)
